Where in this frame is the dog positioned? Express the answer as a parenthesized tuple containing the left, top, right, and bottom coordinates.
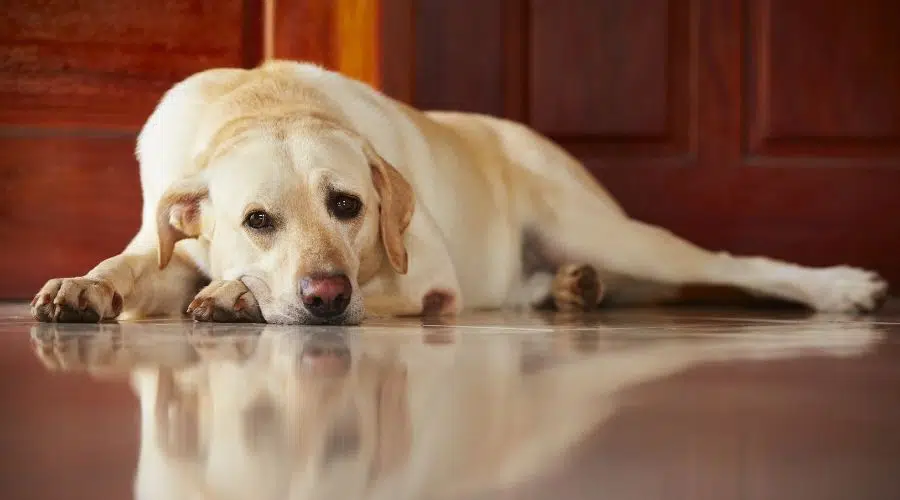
(31, 60, 889, 325)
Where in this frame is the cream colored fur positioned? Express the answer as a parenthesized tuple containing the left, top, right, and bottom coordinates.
(31, 60, 888, 324)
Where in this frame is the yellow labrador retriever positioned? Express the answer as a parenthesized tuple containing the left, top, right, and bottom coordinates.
(31, 60, 888, 325)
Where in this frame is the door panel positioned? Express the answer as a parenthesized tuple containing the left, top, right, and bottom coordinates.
(412, 0, 511, 116)
(747, 0, 900, 157)
(530, 0, 694, 160)
(0, 0, 263, 299)
(531, 0, 671, 137)
(1, 0, 262, 129)
(383, 0, 900, 287)
(2, 0, 897, 298)
(0, 137, 141, 297)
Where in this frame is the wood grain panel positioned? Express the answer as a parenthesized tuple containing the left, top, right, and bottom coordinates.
(593, 166, 900, 274)
(0, 0, 263, 129)
(382, 0, 900, 287)
(271, 0, 335, 67)
(0, 136, 142, 299)
(412, 0, 510, 115)
(379, 0, 415, 102)
(529, 0, 695, 158)
(746, 0, 900, 160)
(270, 0, 380, 87)
(556, 0, 900, 286)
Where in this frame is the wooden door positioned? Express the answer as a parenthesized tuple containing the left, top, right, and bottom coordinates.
(380, 0, 900, 288)
(4, 0, 898, 298)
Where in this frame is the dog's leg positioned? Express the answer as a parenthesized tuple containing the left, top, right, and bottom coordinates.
(541, 213, 888, 313)
(364, 288, 461, 319)
(496, 122, 888, 313)
(363, 294, 433, 318)
(32, 231, 206, 322)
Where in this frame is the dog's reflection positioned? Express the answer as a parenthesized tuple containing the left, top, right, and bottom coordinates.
(30, 316, 886, 500)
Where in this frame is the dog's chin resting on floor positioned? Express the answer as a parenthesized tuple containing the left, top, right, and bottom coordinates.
(30, 60, 889, 325)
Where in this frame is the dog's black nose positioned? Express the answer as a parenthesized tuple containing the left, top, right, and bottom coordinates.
(299, 274, 352, 318)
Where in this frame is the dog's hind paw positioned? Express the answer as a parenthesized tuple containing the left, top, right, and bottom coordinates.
(551, 264, 603, 313)
(803, 266, 889, 313)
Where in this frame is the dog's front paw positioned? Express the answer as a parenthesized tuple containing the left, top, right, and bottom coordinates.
(31, 278, 123, 323)
(187, 280, 263, 323)
(804, 266, 889, 313)
(551, 264, 604, 312)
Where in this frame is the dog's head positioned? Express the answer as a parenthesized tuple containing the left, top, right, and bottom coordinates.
(156, 114, 414, 325)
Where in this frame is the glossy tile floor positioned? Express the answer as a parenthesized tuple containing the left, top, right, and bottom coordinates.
(2, 302, 900, 500)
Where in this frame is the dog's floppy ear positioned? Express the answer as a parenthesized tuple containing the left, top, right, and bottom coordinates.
(364, 143, 415, 274)
(156, 178, 209, 269)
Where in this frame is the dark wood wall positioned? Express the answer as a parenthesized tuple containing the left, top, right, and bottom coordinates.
(382, 0, 900, 289)
(2, 0, 898, 298)
(0, 0, 264, 298)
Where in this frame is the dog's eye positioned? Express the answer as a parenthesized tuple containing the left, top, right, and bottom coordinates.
(244, 210, 274, 230)
(328, 193, 362, 220)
